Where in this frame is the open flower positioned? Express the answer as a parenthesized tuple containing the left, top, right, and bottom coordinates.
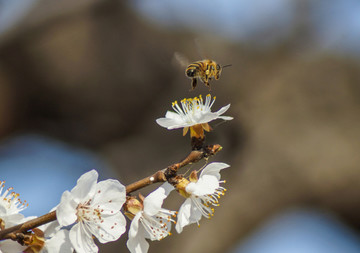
(156, 94, 233, 138)
(175, 162, 229, 233)
(0, 180, 28, 218)
(126, 183, 176, 253)
(0, 181, 30, 252)
(56, 170, 126, 253)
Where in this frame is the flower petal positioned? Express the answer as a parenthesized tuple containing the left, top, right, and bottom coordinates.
(70, 170, 98, 202)
(218, 115, 234, 120)
(215, 104, 231, 116)
(156, 118, 177, 129)
(127, 213, 149, 253)
(56, 191, 78, 226)
(69, 222, 98, 253)
(143, 183, 174, 216)
(186, 176, 219, 196)
(200, 162, 230, 180)
(188, 198, 203, 223)
(195, 113, 219, 125)
(44, 229, 73, 253)
(156, 111, 187, 129)
(42, 220, 61, 238)
(89, 212, 127, 243)
(164, 111, 183, 120)
(92, 179, 126, 213)
(0, 240, 26, 252)
(175, 198, 193, 233)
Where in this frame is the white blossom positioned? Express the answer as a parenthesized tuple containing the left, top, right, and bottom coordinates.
(175, 162, 229, 233)
(56, 170, 126, 253)
(126, 183, 176, 253)
(0, 180, 27, 217)
(156, 94, 233, 137)
(0, 181, 29, 253)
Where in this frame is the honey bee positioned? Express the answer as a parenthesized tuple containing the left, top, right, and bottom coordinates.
(174, 52, 231, 90)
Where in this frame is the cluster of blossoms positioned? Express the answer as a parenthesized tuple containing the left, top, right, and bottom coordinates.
(0, 94, 233, 253)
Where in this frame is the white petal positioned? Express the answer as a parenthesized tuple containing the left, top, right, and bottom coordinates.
(70, 170, 98, 202)
(188, 198, 203, 223)
(0, 240, 26, 252)
(215, 104, 231, 116)
(0, 205, 6, 216)
(196, 113, 219, 124)
(42, 221, 61, 238)
(89, 212, 127, 243)
(164, 111, 183, 120)
(218, 115, 233, 120)
(1, 213, 25, 227)
(69, 222, 98, 253)
(56, 191, 78, 226)
(127, 213, 149, 253)
(44, 229, 73, 253)
(92, 179, 126, 213)
(200, 162, 230, 180)
(156, 118, 177, 129)
(175, 198, 192, 233)
(156, 111, 188, 129)
(143, 183, 173, 216)
(186, 175, 219, 196)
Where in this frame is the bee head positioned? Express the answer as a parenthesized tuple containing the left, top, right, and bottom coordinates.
(215, 64, 222, 79)
(186, 68, 196, 78)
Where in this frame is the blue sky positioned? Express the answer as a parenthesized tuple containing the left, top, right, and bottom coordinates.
(129, 0, 360, 55)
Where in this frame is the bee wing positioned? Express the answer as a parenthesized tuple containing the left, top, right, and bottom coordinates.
(173, 52, 190, 68)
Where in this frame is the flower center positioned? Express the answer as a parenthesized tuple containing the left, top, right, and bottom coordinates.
(76, 200, 103, 224)
(0, 181, 28, 214)
(140, 210, 177, 240)
(194, 184, 227, 219)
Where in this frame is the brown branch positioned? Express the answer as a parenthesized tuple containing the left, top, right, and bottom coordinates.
(0, 211, 56, 240)
(126, 170, 166, 195)
(0, 144, 222, 241)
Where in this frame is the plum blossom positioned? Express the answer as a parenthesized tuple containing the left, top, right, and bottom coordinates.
(0, 180, 28, 217)
(175, 162, 229, 233)
(156, 94, 233, 138)
(126, 183, 176, 253)
(0, 181, 30, 253)
(56, 170, 126, 253)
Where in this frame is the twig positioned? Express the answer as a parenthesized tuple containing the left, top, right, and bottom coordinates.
(0, 144, 222, 241)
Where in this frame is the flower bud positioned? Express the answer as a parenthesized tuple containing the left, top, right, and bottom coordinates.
(23, 228, 45, 253)
(189, 170, 198, 183)
(123, 196, 143, 220)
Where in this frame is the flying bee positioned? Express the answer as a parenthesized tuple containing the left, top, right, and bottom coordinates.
(174, 52, 231, 90)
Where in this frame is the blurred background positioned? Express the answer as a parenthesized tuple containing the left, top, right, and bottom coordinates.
(0, 0, 360, 252)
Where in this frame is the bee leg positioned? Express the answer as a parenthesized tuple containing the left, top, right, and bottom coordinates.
(205, 81, 211, 91)
(190, 78, 197, 91)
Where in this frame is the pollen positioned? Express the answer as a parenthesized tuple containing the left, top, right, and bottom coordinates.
(0, 182, 28, 213)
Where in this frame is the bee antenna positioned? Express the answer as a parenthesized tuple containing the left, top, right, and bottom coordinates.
(222, 64, 232, 68)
